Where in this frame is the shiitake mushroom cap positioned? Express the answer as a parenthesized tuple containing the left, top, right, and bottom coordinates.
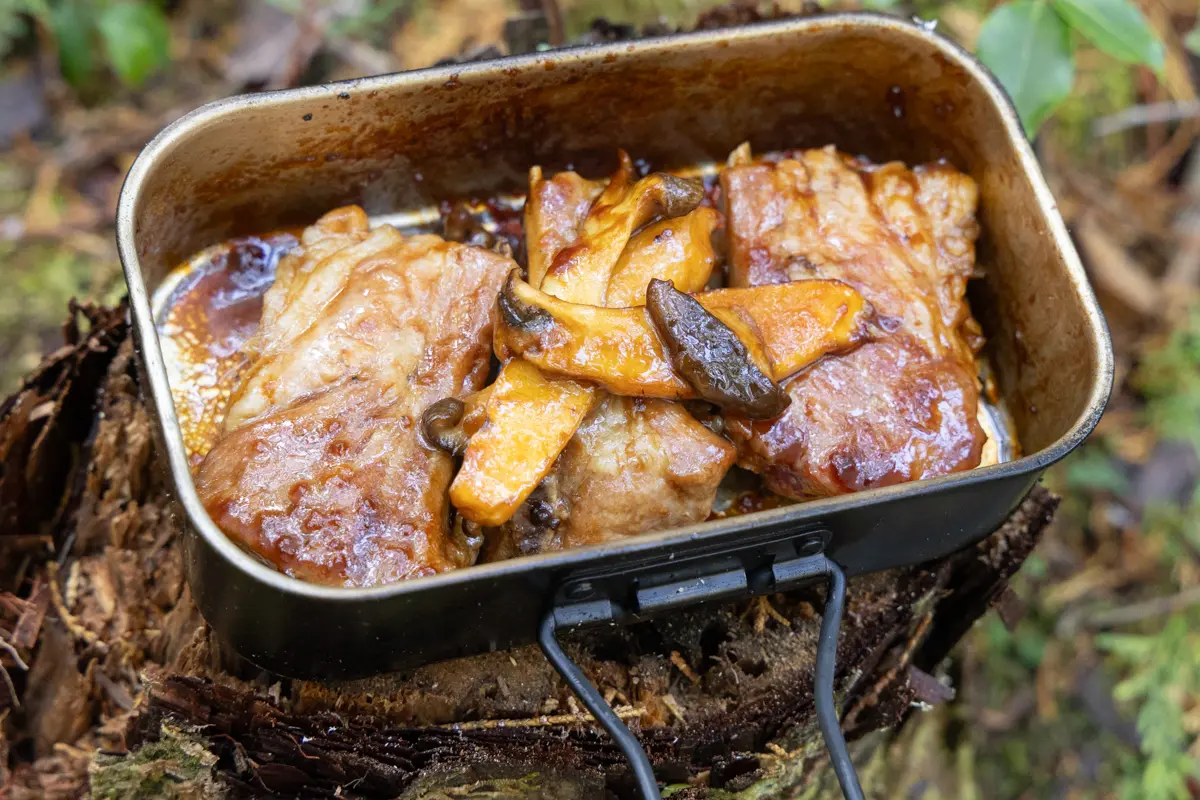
(645, 278, 790, 420)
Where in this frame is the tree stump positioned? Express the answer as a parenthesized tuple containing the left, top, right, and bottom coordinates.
(0, 303, 1056, 799)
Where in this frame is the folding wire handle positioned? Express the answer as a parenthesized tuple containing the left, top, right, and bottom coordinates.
(539, 556, 865, 800)
(539, 614, 661, 797)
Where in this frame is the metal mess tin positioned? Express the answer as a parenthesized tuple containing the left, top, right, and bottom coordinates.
(117, 13, 1112, 682)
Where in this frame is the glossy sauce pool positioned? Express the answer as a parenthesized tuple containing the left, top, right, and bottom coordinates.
(155, 231, 299, 466)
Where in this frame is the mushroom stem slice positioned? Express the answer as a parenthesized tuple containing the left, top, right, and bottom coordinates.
(604, 206, 720, 307)
(540, 169, 704, 305)
(419, 386, 493, 457)
(449, 359, 598, 527)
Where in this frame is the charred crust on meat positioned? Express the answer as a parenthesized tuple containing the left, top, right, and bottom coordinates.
(646, 278, 790, 420)
(498, 270, 552, 332)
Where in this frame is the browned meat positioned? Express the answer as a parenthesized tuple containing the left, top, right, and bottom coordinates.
(195, 206, 512, 586)
(484, 395, 735, 560)
(721, 146, 985, 497)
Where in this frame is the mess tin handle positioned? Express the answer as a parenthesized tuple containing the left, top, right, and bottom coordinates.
(538, 545, 865, 800)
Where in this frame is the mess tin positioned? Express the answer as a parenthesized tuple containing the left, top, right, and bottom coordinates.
(117, 13, 1112, 681)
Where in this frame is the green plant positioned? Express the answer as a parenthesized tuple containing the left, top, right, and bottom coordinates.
(1097, 613, 1200, 800)
(1141, 496, 1200, 575)
(1069, 308, 1200, 799)
(1188, 23, 1200, 56)
(266, 0, 413, 46)
(0, 0, 170, 91)
(975, 0, 1164, 135)
(1135, 306, 1200, 455)
(1063, 442, 1131, 495)
(0, 0, 43, 58)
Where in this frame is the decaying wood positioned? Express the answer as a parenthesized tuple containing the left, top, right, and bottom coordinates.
(0, 302, 1057, 798)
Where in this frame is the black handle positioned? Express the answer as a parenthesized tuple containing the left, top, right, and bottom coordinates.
(815, 559, 866, 800)
(538, 612, 662, 799)
(538, 554, 865, 800)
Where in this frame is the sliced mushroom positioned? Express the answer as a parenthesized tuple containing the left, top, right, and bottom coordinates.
(646, 279, 788, 419)
(495, 269, 687, 396)
(442, 202, 496, 249)
(540, 169, 705, 305)
(604, 206, 720, 307)
(420, 397, 468, 455)
(494, 270, 876, 401)
(419, 388, 493, 457)
(449, 359, 598, 527)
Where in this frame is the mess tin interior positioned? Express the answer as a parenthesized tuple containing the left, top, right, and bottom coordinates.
(117, 13, 1112, 679)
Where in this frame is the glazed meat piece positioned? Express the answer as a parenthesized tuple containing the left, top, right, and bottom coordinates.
(721, 145, 985, 496)
(484, 395, 735, 560)
(524, 166, 604, 289)
(196, 206, 512, 586)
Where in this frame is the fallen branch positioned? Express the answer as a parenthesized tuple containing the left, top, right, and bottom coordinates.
(1082, 585, 1200, 630)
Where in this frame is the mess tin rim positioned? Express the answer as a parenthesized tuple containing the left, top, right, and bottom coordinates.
(115, 11, 1115, 603)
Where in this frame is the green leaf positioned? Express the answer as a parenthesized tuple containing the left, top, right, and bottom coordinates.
(1187, 24, 1200, 57)
(1021, 552, 1048, 579)
(1095, 632, 1154, 660)
(1008, 620, 1047, 669)
(977, 0, 1076, 135)
(1064, 447, 1129, 493)
(96, 1, 170, 88)
(1142, 757, 1190, 800)
(1053, 0, 1165, 74)
(0, 10, 28, 61)
(0, 0, 51, 58)
(49, 0, 97, 89)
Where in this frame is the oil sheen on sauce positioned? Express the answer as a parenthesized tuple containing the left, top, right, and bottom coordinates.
(155, 232, 298, 467)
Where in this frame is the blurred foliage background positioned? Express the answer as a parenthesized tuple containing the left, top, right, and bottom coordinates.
(1, 0, 1199, 797)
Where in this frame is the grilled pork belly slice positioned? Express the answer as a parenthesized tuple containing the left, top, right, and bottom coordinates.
(196, 206, 512, 587)
(720, 145, 986, 497)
